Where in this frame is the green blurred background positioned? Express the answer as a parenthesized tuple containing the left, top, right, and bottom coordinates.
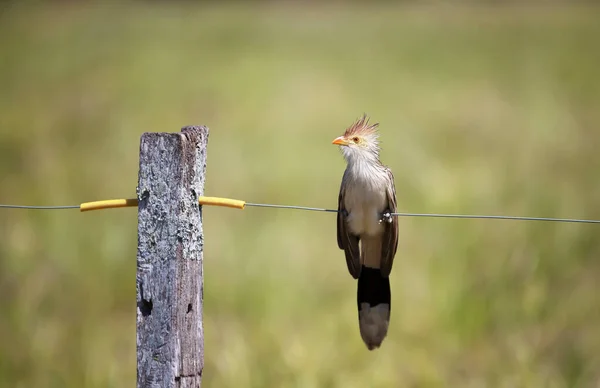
(1, 2, 600, 387)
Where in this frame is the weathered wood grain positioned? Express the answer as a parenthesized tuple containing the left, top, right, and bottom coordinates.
(136, 126, 208, 388)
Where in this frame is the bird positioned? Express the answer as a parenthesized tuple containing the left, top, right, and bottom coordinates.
(332, 114, 399, 350)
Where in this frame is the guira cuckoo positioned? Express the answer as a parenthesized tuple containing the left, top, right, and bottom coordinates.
(332, 115, 399, 350)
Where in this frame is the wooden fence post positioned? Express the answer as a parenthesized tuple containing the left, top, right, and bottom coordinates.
(136, 126, 208, 388)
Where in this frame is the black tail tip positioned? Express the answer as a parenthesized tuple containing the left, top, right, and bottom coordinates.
(357, 266, 391, 310)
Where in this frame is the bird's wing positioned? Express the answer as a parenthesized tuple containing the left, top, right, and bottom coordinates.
(337, 172, 361, 279)
(380, 167, 399, 277)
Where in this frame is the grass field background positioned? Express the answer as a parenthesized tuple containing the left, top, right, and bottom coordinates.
(1, 2, 600, 387)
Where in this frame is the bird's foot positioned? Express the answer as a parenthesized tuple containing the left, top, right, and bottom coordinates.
(379, 210, 393, 224)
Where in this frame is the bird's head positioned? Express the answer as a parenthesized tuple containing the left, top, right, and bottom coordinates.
(332, 115, 381, 163)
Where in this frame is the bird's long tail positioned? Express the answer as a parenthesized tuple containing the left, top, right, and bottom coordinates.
(357, 265, 391, 350)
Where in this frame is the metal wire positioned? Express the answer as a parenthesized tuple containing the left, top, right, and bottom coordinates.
(0, 204, 80, 210)
(245, 203, 600, 224)
(245, 203, 339, 213)
(389, 212, 600, 224)
(0, 201, 599, 224)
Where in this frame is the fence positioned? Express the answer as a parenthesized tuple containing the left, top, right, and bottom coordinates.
(2, 124, 598, 388)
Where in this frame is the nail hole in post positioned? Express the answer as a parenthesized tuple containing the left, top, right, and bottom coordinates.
(139, 298, 153, 317)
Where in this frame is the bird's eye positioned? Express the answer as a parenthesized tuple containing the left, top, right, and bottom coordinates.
(352, 137, 359, 143)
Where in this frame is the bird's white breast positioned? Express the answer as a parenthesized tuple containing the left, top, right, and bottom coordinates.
(343, 164, 389, 237)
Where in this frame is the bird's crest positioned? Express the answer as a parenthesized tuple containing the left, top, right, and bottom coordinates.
(344, 114, 379, 138)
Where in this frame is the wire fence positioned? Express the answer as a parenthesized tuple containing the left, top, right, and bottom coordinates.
(1, 197, 599, 224)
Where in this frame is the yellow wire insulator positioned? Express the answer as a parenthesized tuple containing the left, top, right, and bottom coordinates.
(80, 198, 139, 212)
(198, 196, 245, 209)
(79, 196, 246, 212)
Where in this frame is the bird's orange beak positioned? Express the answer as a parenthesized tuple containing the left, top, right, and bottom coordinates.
(332, 136, 349, 146)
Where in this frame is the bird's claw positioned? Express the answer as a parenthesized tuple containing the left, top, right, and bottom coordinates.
(379, 211, 393, 224)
